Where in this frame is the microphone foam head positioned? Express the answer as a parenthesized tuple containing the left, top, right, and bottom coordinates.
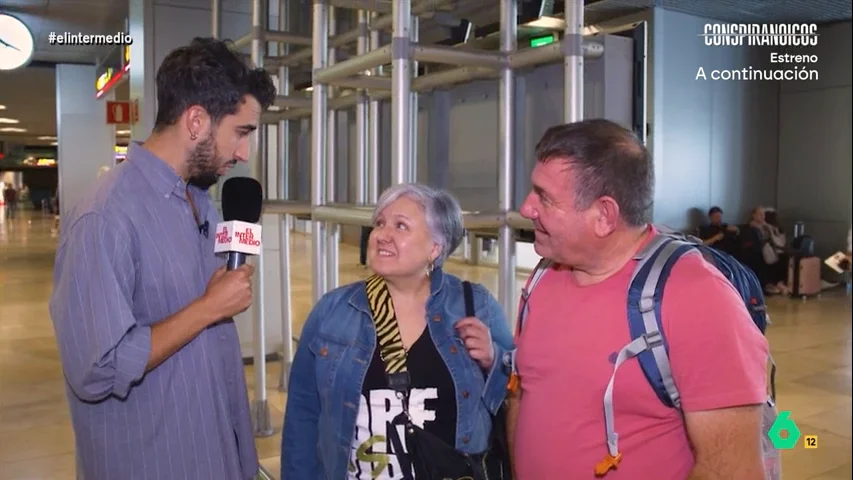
(222, 177, 263, 223)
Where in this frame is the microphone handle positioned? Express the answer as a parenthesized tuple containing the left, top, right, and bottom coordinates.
(227, 252, 247, 271)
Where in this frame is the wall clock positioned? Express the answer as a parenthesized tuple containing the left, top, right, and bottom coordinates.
(0, 13, 35, 71)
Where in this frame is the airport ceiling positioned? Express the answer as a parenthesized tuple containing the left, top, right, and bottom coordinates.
(0, 0, 850, 146)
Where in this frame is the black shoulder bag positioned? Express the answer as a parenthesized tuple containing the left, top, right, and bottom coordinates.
(364, 274, 512, 480)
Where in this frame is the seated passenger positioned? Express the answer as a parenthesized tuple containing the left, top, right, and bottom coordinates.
(281, 183, 513, 480)
(762, 209, 789, 260)
(697, 206, 739, 254)
(747, 206, 789, 295)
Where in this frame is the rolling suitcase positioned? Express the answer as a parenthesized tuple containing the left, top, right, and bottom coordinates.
(788, 255, 822, 298)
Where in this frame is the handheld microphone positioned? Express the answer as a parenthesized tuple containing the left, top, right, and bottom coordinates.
(214, 177, 264, 271)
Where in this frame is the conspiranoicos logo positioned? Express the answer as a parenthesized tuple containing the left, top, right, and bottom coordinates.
(701, 23, 819, 46)
(695, 23, 821, 82)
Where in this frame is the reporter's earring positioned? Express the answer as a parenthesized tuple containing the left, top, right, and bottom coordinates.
(190, 132, 198, 140)
(426, 260, 435, 276)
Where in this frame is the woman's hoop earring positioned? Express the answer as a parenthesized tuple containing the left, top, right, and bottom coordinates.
(190, 132, 198, 140)
(426, 260, 435, 276)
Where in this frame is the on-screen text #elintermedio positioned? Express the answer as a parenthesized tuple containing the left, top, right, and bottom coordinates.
(702, 23, 818, 47)
(48, 32, 133, 46)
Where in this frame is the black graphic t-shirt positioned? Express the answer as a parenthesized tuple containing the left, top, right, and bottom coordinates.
(347, 329, 458, 479)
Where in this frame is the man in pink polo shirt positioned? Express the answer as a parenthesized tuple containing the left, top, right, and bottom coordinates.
(506, 120, 770, 479)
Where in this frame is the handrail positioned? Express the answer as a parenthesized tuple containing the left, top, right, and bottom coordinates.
(506, 211, 534, 230)
(462, 211, 505, 230)
(262, 201, 534, 231)
(313, 204, 373, 226)
(263, 200, 312, 215)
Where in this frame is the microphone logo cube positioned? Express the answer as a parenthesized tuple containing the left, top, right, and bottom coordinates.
(214, 220, 262, 256)
(214, 225, 232, 244)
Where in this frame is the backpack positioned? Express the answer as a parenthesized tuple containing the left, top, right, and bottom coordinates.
(515, 230, 780, 478)
(792, 234, 815, 257)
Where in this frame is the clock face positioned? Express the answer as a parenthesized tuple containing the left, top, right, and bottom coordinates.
(0, 14, 35, 71)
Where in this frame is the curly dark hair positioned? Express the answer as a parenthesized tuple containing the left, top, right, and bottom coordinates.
(535, 119, 653, 226)
(153, 37, 276, 131)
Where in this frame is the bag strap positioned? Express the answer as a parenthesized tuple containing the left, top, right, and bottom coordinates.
(463, 280, 475, 318)
(365, 273, 415, 480)
(365, 273, 412, 396)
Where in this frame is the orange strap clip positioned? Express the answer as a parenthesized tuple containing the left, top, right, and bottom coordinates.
(594, 453, 622, 477)
(506, 373, 520, 394)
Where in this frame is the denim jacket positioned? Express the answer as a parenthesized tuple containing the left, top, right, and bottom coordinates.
(281, 267, 515, 480)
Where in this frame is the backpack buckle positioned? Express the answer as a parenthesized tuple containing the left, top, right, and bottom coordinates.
(643, 330, 664, 349)
(638, 296, 655, 314)
(594, 453, 622, 477)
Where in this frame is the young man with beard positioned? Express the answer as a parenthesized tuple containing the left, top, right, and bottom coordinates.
(506, 120, 770, 479)
(49, 37, 276, 480)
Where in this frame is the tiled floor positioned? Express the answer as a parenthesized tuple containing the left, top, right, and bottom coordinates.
(0, 208, 850, 479)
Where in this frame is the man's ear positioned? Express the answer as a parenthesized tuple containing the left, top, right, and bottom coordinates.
(184, 105, 210, 140)
(592, 196, 621, 237)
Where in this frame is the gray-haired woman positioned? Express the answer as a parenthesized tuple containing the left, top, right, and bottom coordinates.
(281, 183, 514, 480)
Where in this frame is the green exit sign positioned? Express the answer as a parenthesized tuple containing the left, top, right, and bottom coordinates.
(529, 34, 556, 48)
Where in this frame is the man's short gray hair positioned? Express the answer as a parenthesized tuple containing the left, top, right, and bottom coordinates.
(534, 119, 653, 226)
(373, 183, 465, 267)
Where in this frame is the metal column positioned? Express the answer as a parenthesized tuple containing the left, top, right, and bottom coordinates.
(260, 119, 270, 194)
(409, 16, 418, 182)
(250, 5, 265, 182)
(390, 0, 412, 185)
(564, 0, 584, 122)
(211, 0, 221, 38)
(276, 1, 291, 198)
(355, 9, 369, 204)
(367, 11, 381, 203)
(250, 0, 273, 438)
(277, 0, 294, 393)
(325, 7, 339, 291)
(311, 1, 329, 303)
(209, 0, 221, 204)
(498, 0, 517, 323)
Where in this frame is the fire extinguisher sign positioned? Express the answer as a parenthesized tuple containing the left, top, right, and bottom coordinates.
(105, 101, 131, 124)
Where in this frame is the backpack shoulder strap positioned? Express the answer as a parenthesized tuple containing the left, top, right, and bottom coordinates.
(627, 232, 697, 409)
(515, 258, 553, 336)
(597, 233, 698, 474)
(504, 258, 552, 395)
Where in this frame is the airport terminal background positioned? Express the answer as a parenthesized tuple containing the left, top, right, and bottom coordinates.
(0, 0, 851, 478)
